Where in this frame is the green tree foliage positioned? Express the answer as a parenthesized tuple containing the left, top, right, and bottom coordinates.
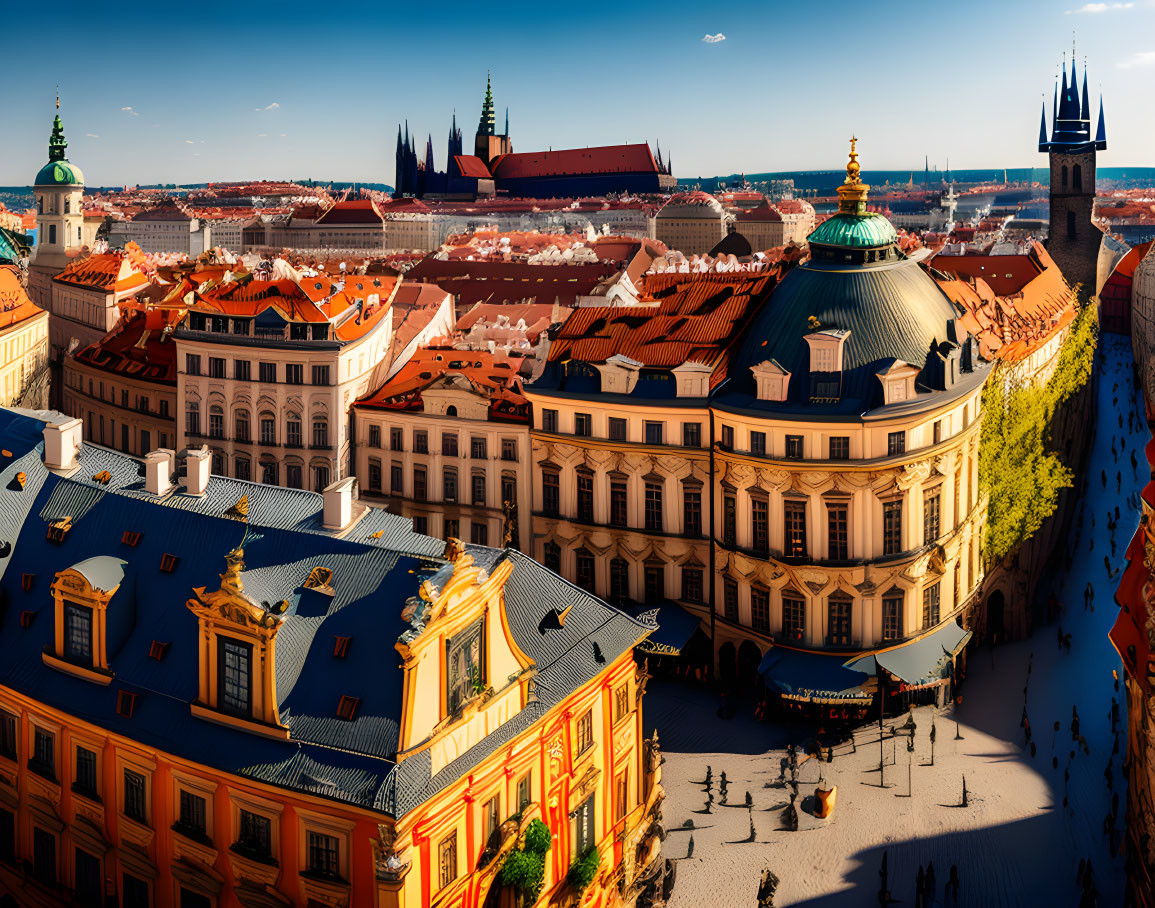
(978, 301, 1098, 565)
(567, 846, 600, 893)
(497, 819, 552, 904)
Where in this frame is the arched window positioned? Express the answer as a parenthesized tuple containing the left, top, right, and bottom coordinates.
(312, 418, 329, 449)
(186, 401, 200, 436)
(208, 405, 224, 439)
(1061, 165, 1068, 189)
(543, 541, 561, 573)
(211, 450, 226, 475)
(1073, 163, 1082, 191)
(446, 405, 458, 417)
(260, 413, 277, 445)
(64, 197, 71, 214)
(286, 413, 301, 447)
(1067, 209, 1077, 240)
(234, 409, 250, 443)
(312, 463, 331, 493)
(235, 455, 251, 482)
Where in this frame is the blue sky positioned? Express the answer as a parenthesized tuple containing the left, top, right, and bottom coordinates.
(3, 0, 1153, 186)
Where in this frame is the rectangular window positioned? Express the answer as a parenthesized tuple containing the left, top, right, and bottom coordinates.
(723, 578, 738, 622)
(751, 588, 770, 633)
(577, 473, 594, 522)
(312, 420, 328, 448)
(615, 770, 629, 822)
(922, 582, 941, 628)
(682, 422, 701, 447)
(542, 471, 559, 517)
(482, 796, 500, 850)
(236, 809, 271, 860)
(721, 424, 734, 449)
(208, 357, 226, 379)
(782, 593, 805, 643)
(234, 360, 250, 382)
(517, 773, 532, 811)
(575, 551, 594, 591)
(882, 593, 903, 641)
(438, 832, 457, 890)
(312, 365, 330, 386)
(185, 354, 201, 376)
(608, 417, 627, 442)
(33, 827, 55, 884)
(827, 503, 848, 561)
(64, 601, 93, 663)
(784, 501, 807, 558)
(644, 421, 664, 445)
(681, 567, 703, 603)
(644, 482, 663, 532)
(442, 433, 458, 457)
(414, 431, 428, 454)
(368, 424, 381, 448)
(683, 485, 702, 536)
(0, 710, 16, 760)
(932, 419, 942, 445)
(723, 494, 737, 546)
(883, 500, 903, 556)
(178, 789, 207, 836)
(218, 638, 252, 717)
(123, 769, 147, 823)
(258, 361, 276, 383)
(413, 467, 427, 501)
(122, 874, 149, 908)
(576, 709, 594, 756)
(470, 522, 488, 546)
(542, 409, 558, 433)
(390, 464, 403, 494)
(501, 437, 517, 461)
(923, 491, 941, 546)
(785, 435, 804, 459)
(446, 621, 483, 715)
(31, 727, 54, 779)
(614, 684, 630, 723)
(572, 794, 595, 861)
(827, 596, 852, 646)
(609, 559, 629, 602)
(610, 481, 628, 528)
(574, 413, 592, 437)
(74, 746, 98, 798)
(442, 469, 457, 503)
(470, 436, 487, 459)
(285, 363, 303, 385)
(644, 565, 663, 604)
(471, 473, 486, 507)
(413, 516, 428, 535)
(750, 431, 766, 455)
(368, 459, 382, 492)
(390, 427, 403, 451)
(186, 405, 200, 436)
(208, 411, 223, 440)
(286, 464, 302, 489)
(887, 431, 906, 456)
(829, 436, 850, 460)
(751, 498, 769, 555)
(307, 831, 340, 879)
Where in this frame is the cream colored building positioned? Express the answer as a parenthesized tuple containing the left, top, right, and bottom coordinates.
(354, 348, 532, 548)
(175, 273, 401, 489)
(527, 153, 997, 715)
(732, 199, 817, 252)
(44, 252, 149, 357)
(0, 267, 50, 409)
(28, 110, 86, 312)
(649, 192, 732, 256)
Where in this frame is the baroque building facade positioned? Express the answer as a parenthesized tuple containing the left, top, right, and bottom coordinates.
(0, 407, 667, 908)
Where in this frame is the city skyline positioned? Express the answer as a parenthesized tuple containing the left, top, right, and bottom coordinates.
(4, 0, 1155, 186)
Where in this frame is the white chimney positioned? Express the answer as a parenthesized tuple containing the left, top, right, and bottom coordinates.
(43, 417, 83, 471)
(323, 476, 356, 531)
(185, 447, 211, 496)
(144, 449, 176, 496)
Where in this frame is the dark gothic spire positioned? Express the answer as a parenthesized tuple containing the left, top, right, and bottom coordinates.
(504, 106, 509, 137)
(1080, 66, 1090, 121)
(1095, 95, 1107, 150)
(478, 71, 495, 136)
(1038, 101, 1049, 151)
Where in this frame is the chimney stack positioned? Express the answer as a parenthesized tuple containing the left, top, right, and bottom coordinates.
(322, 477, 357, 531)
(43, 418, 83, 471)
(144, 449, 176, 496)
(184, 447, 211, 496)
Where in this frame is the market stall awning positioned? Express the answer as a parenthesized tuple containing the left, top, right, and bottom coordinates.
(758, 646, 875, 704)
(849, 621, 972, 687)
(626, 603, 703, 656)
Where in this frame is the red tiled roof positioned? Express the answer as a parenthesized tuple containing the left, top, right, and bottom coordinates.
(313, 200, 385, 226)
(54, 252, 149, 293)
(453, 155, 493, 180)
(405, 258, 617, 309)
(548, 273, 780, 389)
(72, 300, 185, 384)
(489, 144, 660, 180)
(0, 267, 45, 330)
(737, 201, 783, 223)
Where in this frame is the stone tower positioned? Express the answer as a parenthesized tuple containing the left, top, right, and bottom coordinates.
(473, 73, 512, 168)
(29, 97, 86, 308)
(1038, 54, 1106, 301)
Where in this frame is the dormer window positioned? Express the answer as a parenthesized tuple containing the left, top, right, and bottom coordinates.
(64, 602, 93, 663)
(43, 557, 127, 685)
(751, 360, 790, 402)
(876, 361, 921, 406)
(218, 638, 253, 717)
(446, 620, 483, 715)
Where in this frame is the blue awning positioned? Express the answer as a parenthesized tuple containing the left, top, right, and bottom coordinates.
(625, 603, 702, 656)
(847, 621, 972, 687)
(758, 646, 875, 704)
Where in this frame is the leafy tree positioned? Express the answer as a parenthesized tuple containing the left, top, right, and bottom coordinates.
(497, 819, 551, 906)
(567, 846, 600, 894)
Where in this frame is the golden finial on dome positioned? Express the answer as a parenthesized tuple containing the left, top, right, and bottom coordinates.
(837, 135, 870, 215)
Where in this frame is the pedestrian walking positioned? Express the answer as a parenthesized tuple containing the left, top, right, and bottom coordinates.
(947, 865, 960, 906)
(915, 865, 925, 908)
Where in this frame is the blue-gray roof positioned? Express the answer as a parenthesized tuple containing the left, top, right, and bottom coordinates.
(0, 408, 650, 817)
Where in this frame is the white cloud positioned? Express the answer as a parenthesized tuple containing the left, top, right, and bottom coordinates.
(280, 133, 287, 137)
(121, 106, 140, 116)
(1067, 1, 1133, 11)
(702, 33, 726, 43)
(1118, 49, 1155, 67)
(184, 139, 195, 144)
(85, 133, 100, 139)
(255, 101, 280, 111)
(257, 133, 268, 138)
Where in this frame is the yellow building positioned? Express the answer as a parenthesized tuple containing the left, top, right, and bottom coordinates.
(0, 409, 665, 907)
(0, 267, 50, 409)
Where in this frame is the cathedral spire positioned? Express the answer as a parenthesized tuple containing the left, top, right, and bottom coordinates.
(478, 71, 496, 136)
(1080, 64, 1090, 121)
(1038, 101, 1049, 152)
(1095, 94, 1107, 150)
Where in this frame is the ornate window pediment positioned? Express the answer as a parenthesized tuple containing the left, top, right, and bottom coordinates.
(43, 557, 127, 685)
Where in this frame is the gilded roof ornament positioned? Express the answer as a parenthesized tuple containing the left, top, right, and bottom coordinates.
(836, 136, 871, 215)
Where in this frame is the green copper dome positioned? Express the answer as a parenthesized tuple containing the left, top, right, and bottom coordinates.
(34, 160, 85, 187)
(807, 212, 897, 248)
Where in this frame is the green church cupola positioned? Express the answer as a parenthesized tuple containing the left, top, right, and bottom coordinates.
(478, 71, 496, 136)
(34, 96, 85, 188)
(805, 138, 899, 260)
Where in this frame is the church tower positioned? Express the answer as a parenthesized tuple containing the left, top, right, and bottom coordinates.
(28, 98, 86, 307)
(473, 73, 512, 168)
(1039, 52, 1106, 300)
